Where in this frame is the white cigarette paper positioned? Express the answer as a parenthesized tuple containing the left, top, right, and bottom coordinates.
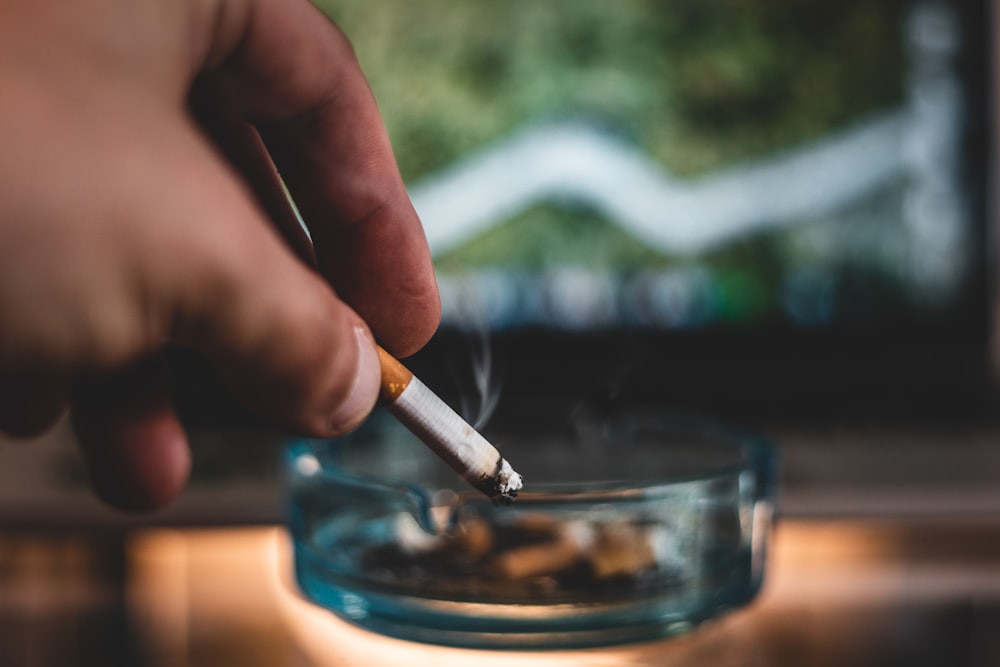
(378, 346, 523, 503)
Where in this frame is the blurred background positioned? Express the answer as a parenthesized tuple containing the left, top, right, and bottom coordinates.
(2, 0, 1000, 664)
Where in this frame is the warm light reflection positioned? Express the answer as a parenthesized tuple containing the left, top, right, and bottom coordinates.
(125, 520, 1000, 667)
(128, 528, 302, 667)
(126, 527, 753, 666)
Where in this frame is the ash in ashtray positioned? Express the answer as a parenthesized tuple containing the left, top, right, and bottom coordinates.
(360, 511, 682, 599)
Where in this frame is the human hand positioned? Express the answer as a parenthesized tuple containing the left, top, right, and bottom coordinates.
(0, 0, 440, 510)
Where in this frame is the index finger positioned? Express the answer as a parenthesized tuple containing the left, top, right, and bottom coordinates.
(205, 0, 440, 357)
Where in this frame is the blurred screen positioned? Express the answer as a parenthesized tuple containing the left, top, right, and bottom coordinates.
(317, 0, 982, 334)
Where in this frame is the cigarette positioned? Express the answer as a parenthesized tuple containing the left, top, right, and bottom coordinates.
(588, 522, 662, 579)
(492, 521, 595, 579)
(376, 346, 523, 503)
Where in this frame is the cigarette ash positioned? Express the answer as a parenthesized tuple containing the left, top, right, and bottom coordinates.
(484, 457, 522, 505)
(359, 510, 684, 601)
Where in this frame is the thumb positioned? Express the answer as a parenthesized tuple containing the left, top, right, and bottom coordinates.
(151, 131, 381, 437)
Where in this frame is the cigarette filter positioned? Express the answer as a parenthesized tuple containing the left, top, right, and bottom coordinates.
(377, 346, 523, 503)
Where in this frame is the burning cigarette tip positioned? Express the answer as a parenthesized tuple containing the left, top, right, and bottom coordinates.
(490, 458, 523, 505)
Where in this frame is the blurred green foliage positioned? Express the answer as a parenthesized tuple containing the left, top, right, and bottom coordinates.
(433, 204, 674, 272)
(315, 0, 906, 180)
(312, 0, 913, 316)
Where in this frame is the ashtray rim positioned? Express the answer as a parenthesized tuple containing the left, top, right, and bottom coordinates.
(288, 413, 774, 500)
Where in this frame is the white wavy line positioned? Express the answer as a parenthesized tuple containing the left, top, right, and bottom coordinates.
(410, 112, 908, 257)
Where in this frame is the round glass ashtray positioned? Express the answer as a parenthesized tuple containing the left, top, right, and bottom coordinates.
(286, 409, 775, 650)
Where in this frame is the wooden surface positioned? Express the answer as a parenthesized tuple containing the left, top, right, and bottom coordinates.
(6, 519, 997, 666)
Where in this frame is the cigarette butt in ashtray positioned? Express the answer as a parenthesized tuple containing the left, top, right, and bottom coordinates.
(492, 520, 595, 580)
(492, 517, 666, 581)
(376, 346, 523, 503)
(589, 522, 663, 579)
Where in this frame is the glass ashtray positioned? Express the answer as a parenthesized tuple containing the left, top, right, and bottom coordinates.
(286, 409, 775, 649)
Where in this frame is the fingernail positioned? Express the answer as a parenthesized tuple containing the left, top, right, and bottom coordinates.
(329, 326, 380, 434)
